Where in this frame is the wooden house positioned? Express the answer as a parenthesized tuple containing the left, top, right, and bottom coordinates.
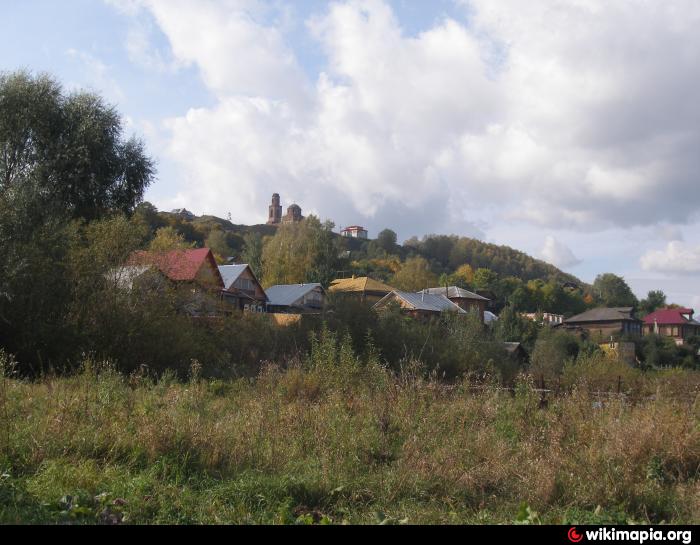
(373, 290, 466, 320)
(218, 264, 268, 313)
(420, 286, 489, 322)
(555, 307, 642, 340)
(643, 308, 700, 345)
(328, 276, 395, 304)
(265, 283, 325, 314)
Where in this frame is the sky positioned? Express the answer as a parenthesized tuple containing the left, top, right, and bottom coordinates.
(2, 0, 700, 307)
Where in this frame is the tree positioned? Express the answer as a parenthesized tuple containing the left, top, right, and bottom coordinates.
(640, 290, 666, 316)
(592, 273, 638, 308)
(205, 228, 233, 262)
(376, 229, 397, 253)
(391, 256, 438, 291)
(261, 216, 339, 287)
(241, 232, 264, 280)
(149, 226, 193, 252)
(0, 70, 155, 221)
(472, 268, 499, 292)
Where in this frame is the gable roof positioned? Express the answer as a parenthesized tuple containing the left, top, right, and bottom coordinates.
(375, 291, 466, 313)
(564, 307, 640, 324)
(421, 286, 489, 301)
(218, 264, 249, 289)
(128, 248, 224, 287)
(643, 308, 699, 326)
(329, 276, 395, 295)
(266, 283, 323, 307)
(218, 264, 268, 301)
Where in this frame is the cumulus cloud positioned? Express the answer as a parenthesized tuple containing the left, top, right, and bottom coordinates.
(640, 241, 700, 274)
(540, 235, 581, 269)
(110, 0, 700, 236)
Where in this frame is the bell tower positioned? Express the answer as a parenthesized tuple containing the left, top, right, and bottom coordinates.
(267, 193, 282, 225)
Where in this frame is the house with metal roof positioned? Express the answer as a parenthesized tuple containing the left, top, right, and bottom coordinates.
(420, 286, 489, 321)
(265, 283, 325, 314)
(128, 248, 224, 289)
(124, 248, 225, 316)
(555, 307, 642, 340)
(218, 264, 268, 313)
(643, 308, 700, 346)
(328, 276, 395, 303)
(373, 290, 466, 320)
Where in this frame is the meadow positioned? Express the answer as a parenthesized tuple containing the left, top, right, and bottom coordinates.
(1, 340, 698, 525)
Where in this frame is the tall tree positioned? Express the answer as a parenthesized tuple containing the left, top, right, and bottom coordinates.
(0, 70, 155, 221)
(376, 228, 398, 253)
(592, 273, 638, 308)
(640, 290, 667, 316)
(391, 256, 438, 291)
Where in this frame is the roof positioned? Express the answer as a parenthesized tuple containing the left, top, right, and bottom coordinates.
(218, 264, 249, 290)
(484, 311, 499, 323)
(266, 283, 323, 307)
(329, 276, 395, 295)
(341, 225, 367, 231)
(563, 307, 640, 324)
(503, 342, 524, 354)
(644, 308, 698, 326)
(421, 286, 489, 301)
(375, 291, 466, 313)
(128, 248, 223, 287)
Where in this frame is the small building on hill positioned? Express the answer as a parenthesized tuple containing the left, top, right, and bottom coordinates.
(555, 307, 642, 340)
(420, 286, 489, 322)
(266, 283, 325, 314)
(218, 264, 267, 313)
(373, 290, 466, 320)
(328, 276, 395, 304)
(643, 308, 700, 345)
(341, 226, 368, 239)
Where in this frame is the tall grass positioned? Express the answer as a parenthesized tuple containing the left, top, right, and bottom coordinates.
(0, 341, 698, 525)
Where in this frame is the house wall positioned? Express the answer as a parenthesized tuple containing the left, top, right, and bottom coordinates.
(232, 267, 267, 302)
(451, 298, 485, 321)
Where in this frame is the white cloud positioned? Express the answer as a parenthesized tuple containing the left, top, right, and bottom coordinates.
(540, 235, 581, 268)
(640, 241, 700, 274)
(111, 0, 700, 236)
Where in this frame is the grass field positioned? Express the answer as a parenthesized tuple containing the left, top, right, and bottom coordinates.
(1, 347, 699, 525)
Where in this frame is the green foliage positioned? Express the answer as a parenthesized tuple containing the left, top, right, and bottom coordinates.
(391, 256, 438, 291)
(592, 273, 638, 308)
(529, 328, 581, 383)
(376, 229, 397, 253)
(640, 290, 667, 316)
(0, 70, 154, 222)
(262, 216, 339, 287)
(241, 232, 264, 279)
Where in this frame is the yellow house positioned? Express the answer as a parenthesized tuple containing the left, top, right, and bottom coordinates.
(328, 276, 395, 304)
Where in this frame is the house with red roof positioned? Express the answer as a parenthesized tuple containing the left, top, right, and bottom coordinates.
(643, 308, 700, 346)
(128, 248, 224, 289)
(123, 248, 225, 316)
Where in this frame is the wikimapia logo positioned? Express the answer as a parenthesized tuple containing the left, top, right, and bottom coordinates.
(568, 527, 693, 544)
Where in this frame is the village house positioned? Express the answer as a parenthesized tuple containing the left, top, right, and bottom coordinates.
(522, 312, 565, 326)
(125, 248, 225, 316)
(643, 308, 700, 346)
(373, 290, 466, 320)
(218, 264, 267, 313)
(555, 307, 642, 340)
(340, 225, 368, 239)
(328, 276, 395, 304)
(420, 286, 489, 322)
(265, 283, 325, 314)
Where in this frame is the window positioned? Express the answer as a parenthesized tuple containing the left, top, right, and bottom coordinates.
(234, 278, 255, 291)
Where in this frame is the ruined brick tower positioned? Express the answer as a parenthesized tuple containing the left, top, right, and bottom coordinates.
(267, 193, 282, 225)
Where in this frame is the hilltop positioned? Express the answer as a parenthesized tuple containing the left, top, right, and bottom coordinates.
(143, 205, 583, 284)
